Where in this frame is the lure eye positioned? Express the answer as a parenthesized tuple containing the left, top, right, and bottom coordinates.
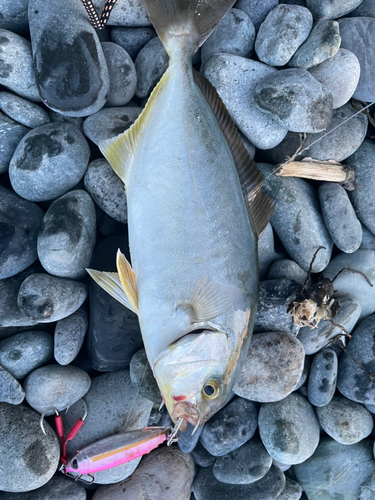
(72, 459, 78, 470)
(202, 380, 221, 399)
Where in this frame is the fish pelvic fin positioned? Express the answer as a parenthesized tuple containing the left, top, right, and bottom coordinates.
(116, 249, 139, 314)
(141, 0, 236, 59)
(193, 70, 275, 238)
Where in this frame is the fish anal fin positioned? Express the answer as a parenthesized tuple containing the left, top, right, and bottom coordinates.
(86, 269, 137, 314)
(116, 249, 139, 314)
(193, 70, 275, 238)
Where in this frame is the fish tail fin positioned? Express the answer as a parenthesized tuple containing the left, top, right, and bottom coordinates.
(142, 0, 236, 58)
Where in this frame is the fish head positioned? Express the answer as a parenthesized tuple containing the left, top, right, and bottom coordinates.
(153, 329, 235, 431)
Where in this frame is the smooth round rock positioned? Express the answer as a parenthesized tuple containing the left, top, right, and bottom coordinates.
(111, 26, 156, 59)
(0, 474, 87, 500)
(258, 223, 284, 280)
(54, 305, 88, 366)
(0, 330, 53, 379)
(17, 273, 87, 323)
(101, 42, 137, 107)
(0, 183, 44, 279)
(37, 190, 96, 279)
(0, 29, 40, 101)
(294, 355, 312, 391)
(83, 106, 141, 145)
(297, 296, 362, 354)
(319, 182, 362, 253)
(90, 0, 150, 27)
(258, 163, 333, 272)
(0, 366, 25, 404)
(258, 393, 320, 464)
(202, 55, 287, 150)
(255, 5, 313, 67)
(268, 259, 308, 285)
(0, 0, 29, 35)
(236, 0, 279, 31)
(193, 465, 286, 500)
(306, 0, 364, 20)
(92, 446, 194, 500)
(62, 370, 153, 484)
(29, 0, 110, 117)
(294, 437, 375, 500)
(201, 9, 255, 65)
(9, 122, 90, 202)
(361, 223, 375, 251)
(288, 19, 341, 69)
(135, 37, 168, 98)
(84, 158, 127, 223)
(337, 314, 375, 405)
(129, 348, 161, 404)
(0, 111, 29, 174)
(255, 68, 333, 133)
(307, 348, 337, 407)
(278, 477, 303, 500)
(24, 364, 91, 414)
(339, 17, 375, 102)
(213, 439, 273, 485)
(316, 396, 374, 444)
(359, 470, 375, 500)
(309, 49, 361, 109)
(0, 403, 60, 492)
(348, 0, 375, 17)
(0, 91, 49, 128)
(200, 397, 258, 457)
(191, 441, 216, 468)
(178, 421, 204, 454)
(234, 332, 305, 402)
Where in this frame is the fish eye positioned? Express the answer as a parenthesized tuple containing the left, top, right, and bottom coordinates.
(202, 380, 221, 399)
(72, 459, 78, 469)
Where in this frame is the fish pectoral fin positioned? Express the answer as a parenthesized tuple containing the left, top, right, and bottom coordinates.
(86, 268, 138, 315)
(184, 277, 241, 323)
(116, 249, 139, 314)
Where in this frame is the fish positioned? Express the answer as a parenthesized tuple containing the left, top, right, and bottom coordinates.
(87, 0, 274, 432)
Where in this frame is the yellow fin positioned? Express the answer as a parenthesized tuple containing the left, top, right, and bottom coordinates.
(86, 269, 138, 314)
(116, 249, 139, 314)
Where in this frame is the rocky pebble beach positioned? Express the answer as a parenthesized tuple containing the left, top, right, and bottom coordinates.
(1, 0, 375, 498)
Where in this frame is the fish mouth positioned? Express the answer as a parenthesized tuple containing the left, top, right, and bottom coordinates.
(172, 401, 200, 430)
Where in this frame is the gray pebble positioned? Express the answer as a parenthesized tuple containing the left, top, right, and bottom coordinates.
(54, 305, 88, 366)
(0, 366, 25, 404)
(213, 439, 272, 484)
(201, 9, 255, 65)
(307, 348, 337, 407)
(9, 122, 90, 202)
(0, 111, 29, 174)
(236, 0, 279, 31)
(339, 17, 375, 102)
(178, 421, 205, 454)
(135, 37, 168, 98)
(306, 0, 363, 20)
(255, 68, 333, 133)
(272, 458, 291, 472)
(0, 183, 44, 280)
(258, 163, 333, 272)
(319, 182, 362, 253)
(62, 370, 153, 484)
(234, 332, 305, 402)
(129, 348, 161, 404)
(316, 395, 374, 444)
(294, 437, 375, 499)
(84, 158, 127, 223)
(268, 259, 308, 285)
(297, 296, 361, 354)
(0, 0, 29, 35)
(111, 27, 156, 59)
(258, 392, 320, 464)
(294, 355, 312, 391)
(322, 249, 375, 319)
(101, 42, 137, 107)
(0, 29, 40, 102)
(48, 110, 84, 130)
(0, 403, 60, 492)
(191, 441, 216, 468)
(0, 91, 49, 129)
(200, 397, 258, 457)
(83, 106, 142, 146)
(337, 314, 375, 405)
(90, 0, 150, 27)
(24, 364, 91, 414)
(348, 0, 375, 17)
(193, 464, 285, 500)
(255, 279, 300, 335)
(201, 55, 287, 149)
(255, 5, 313, 67)
(277, 477, 303, 500)
(359, 470, 375, 500)
(0, 474, 87, 499)
(288, 20, 340, 69)
(0, 330, 53, 379)
(17, 273, 87, 323)
(37, 190, 96, 279)
(309, 48, 361, 109)
(92, 447, 194, 500)
(361, 223, 375, 251)
(258, 223, 284, 281)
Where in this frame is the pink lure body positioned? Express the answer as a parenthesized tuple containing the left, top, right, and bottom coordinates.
(65, 427, 168, 475)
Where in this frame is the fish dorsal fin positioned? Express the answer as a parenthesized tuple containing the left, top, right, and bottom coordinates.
(86, 269, 138, 315)
(193, 70, 275, 238)
(116, 249, 139, 314)
(179, 277, 241, 323)
(99, 68, 171, 187)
